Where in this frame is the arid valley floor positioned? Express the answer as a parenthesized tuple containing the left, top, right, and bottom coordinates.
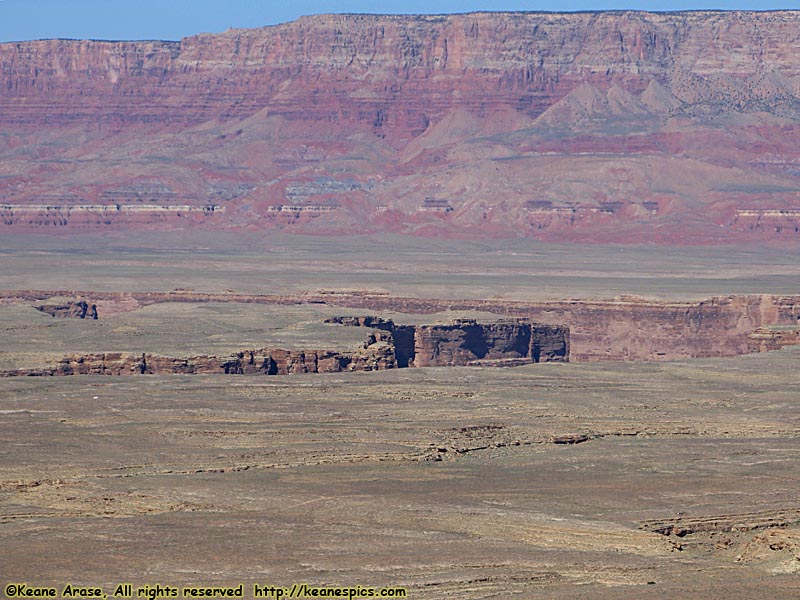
(1, 234, 799, 598)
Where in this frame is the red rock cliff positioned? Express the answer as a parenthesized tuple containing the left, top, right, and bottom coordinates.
(4, 12, 800, 128)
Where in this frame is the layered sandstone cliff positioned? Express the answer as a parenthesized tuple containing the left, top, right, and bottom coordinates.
(3, 12, 800, 241)
(4, 12, 800, 127)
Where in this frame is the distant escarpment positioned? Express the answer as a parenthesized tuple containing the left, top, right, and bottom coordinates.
(4, 12, 800, 242)
(4, 12, 800, 128)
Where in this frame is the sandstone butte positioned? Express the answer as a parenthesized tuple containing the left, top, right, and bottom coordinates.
(3, 10, 800, 243)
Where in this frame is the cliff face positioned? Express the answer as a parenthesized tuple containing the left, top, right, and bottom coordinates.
(412, 319, 568, 367)
(1, 343, 398, 378)
(326, 316, 569, 367)
(4, 12, 800, 127)
(3, 12, 800, 242)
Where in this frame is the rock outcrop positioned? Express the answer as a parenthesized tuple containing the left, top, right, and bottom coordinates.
(1, 342, 397, 378)
(3, 12, 800, 241)
(412, 319, 568, 367)
(327, 316, 569, 367)
(34, 300, 98, 320)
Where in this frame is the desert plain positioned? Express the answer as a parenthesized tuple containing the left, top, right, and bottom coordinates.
(0, 234, 798, 599)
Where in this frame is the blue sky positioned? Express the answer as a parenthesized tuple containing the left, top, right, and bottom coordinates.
(0, 0, 796, 43)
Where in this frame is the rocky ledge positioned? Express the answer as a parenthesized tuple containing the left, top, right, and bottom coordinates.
(0, 315, 570, 377)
